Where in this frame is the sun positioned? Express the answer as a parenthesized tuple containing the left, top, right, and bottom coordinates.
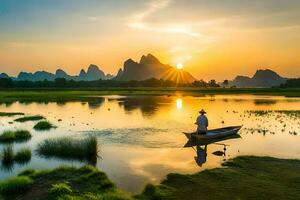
(176, 63, 183, 69)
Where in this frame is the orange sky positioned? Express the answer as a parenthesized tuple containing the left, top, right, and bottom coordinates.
(0, 0, 300, 81)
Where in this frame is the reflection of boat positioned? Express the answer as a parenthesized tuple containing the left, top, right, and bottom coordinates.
(183, 126, 242, 147)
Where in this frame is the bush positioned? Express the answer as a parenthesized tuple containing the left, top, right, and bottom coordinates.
(34, 121, 54, 130)
(14, 148, 32, 164)
(37, 136, 98, 161)
(14, 115, 44, 122)
(0, 176, 33, 195)
(49, 182, 73, 197)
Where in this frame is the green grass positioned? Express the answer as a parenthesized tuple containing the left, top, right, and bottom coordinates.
(14, 115, 44, 122)
(1, 147, 32, 167)
(0, 112, 24, 117)
(49, 182, 72, 197)
(8, 165, 125, 200)
(136, 156, 300, 200)
(0, 176, 33, 196)
(1, 146, 13, 165)
(0, 130, 31, 143)
(0, 156, 299, 199)
(0, 88, 299, 104)
(13, 148, 31, 164)
(37, 136, 98, 161)
(33, 121, 54, 130)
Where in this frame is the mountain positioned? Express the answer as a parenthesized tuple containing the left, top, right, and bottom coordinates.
(115, 54, 196, 84)
(2, 65, 113, 82)
(18, 71, 55, 81)
(230, 69, 287, 87)
(0, 73, 10, 79)
(78, 64, 107, 81)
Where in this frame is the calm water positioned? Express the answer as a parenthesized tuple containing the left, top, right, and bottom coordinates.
(0, 95, 300, 192)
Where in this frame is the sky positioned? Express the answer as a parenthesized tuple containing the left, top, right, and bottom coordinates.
(0, 0, 300, 81)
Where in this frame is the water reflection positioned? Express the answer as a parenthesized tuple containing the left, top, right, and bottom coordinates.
(0, 95, 300, 193)
(176, 98, 183, 109)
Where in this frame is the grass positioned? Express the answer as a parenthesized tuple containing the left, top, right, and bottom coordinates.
(14, 115, 44, 122)
(1, 147, 32, 166)
(1, 146, 13, 165)
(0, 112, 24, 117)
(0, 88, 299, 104)
(1, 165, 129, 200)
(37, 136, 98, 161)
(0, 130, 31, 143)
(0, 156, 299, 199)
(13, 148, 32, 164)
(33, 121, 54, 130)
(136, 156, 300, 200)
(0, 176, 33, 196)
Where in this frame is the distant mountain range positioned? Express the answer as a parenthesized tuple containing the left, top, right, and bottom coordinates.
(229, 69, 287, 87)
(115, 54, 196, 84)
(0, 54, 290, 87)
(0, 64, 113, 81)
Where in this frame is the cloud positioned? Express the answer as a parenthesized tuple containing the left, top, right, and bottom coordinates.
(128, 0, 199, 37)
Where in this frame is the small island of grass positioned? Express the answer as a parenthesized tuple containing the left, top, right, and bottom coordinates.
(0, 130, 32, 143)
(0, 112, 24, 117)
(14, 115, 44, 123)
(37, 136, 98, 161)
(33, 121, 55, 130)
(1, 146, 32, 166)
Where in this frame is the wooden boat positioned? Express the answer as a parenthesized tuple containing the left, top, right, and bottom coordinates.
(183, 126, 242, 147)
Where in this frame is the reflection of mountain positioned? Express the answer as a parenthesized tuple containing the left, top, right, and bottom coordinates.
(230, 69, 286, 87)
(115, 54, 196, 84)
(114, 96, 172, 116)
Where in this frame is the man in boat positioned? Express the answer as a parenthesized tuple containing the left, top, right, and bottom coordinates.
(195, 109, 208, 135)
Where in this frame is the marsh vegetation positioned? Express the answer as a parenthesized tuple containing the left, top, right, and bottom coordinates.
(37, 136, 98, 161)
(33, 121, 55, 130)
(0, 130, 31, 143)
(14, 115, 44, 122)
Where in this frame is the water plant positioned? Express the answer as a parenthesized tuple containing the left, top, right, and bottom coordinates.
(1, 146, 14, 165)
(37, 136, 98, 161)
(33, 121, 54, 130)
(14, 148, 32, 164)
(1, 146, 32, 166)
(14, 115, 44, 122)
(0, 130, 31, 143)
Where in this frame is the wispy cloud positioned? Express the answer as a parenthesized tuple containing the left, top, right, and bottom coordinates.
(128, 0, 199, 37)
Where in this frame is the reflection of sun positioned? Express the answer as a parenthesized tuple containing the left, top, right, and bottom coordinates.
(176, 98, 183, 109)
(176, 63, 183, 69)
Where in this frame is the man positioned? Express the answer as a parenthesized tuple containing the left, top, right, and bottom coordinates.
(195, 109, 208, 135)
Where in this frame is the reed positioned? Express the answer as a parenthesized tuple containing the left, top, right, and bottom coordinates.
(0, 130, 31, 143)
(37, 136, 98, 161)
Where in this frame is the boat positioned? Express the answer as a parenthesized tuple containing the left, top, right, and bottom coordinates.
(183, 126, 242, 147)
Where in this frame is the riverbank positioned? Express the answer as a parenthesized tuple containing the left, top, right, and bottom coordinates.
(0, 88, 300, 103)
(0, 156, 299, 200)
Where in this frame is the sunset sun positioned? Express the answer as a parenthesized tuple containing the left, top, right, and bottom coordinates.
(176, 63, 183, 69)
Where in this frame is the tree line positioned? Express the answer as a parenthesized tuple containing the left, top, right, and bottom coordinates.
(0, 78, 221, 88)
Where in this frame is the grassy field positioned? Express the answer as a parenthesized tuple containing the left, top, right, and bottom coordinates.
(0, 156, 299, 200)
(136, 156, 300, 200)
(0, 88, 299, 103)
